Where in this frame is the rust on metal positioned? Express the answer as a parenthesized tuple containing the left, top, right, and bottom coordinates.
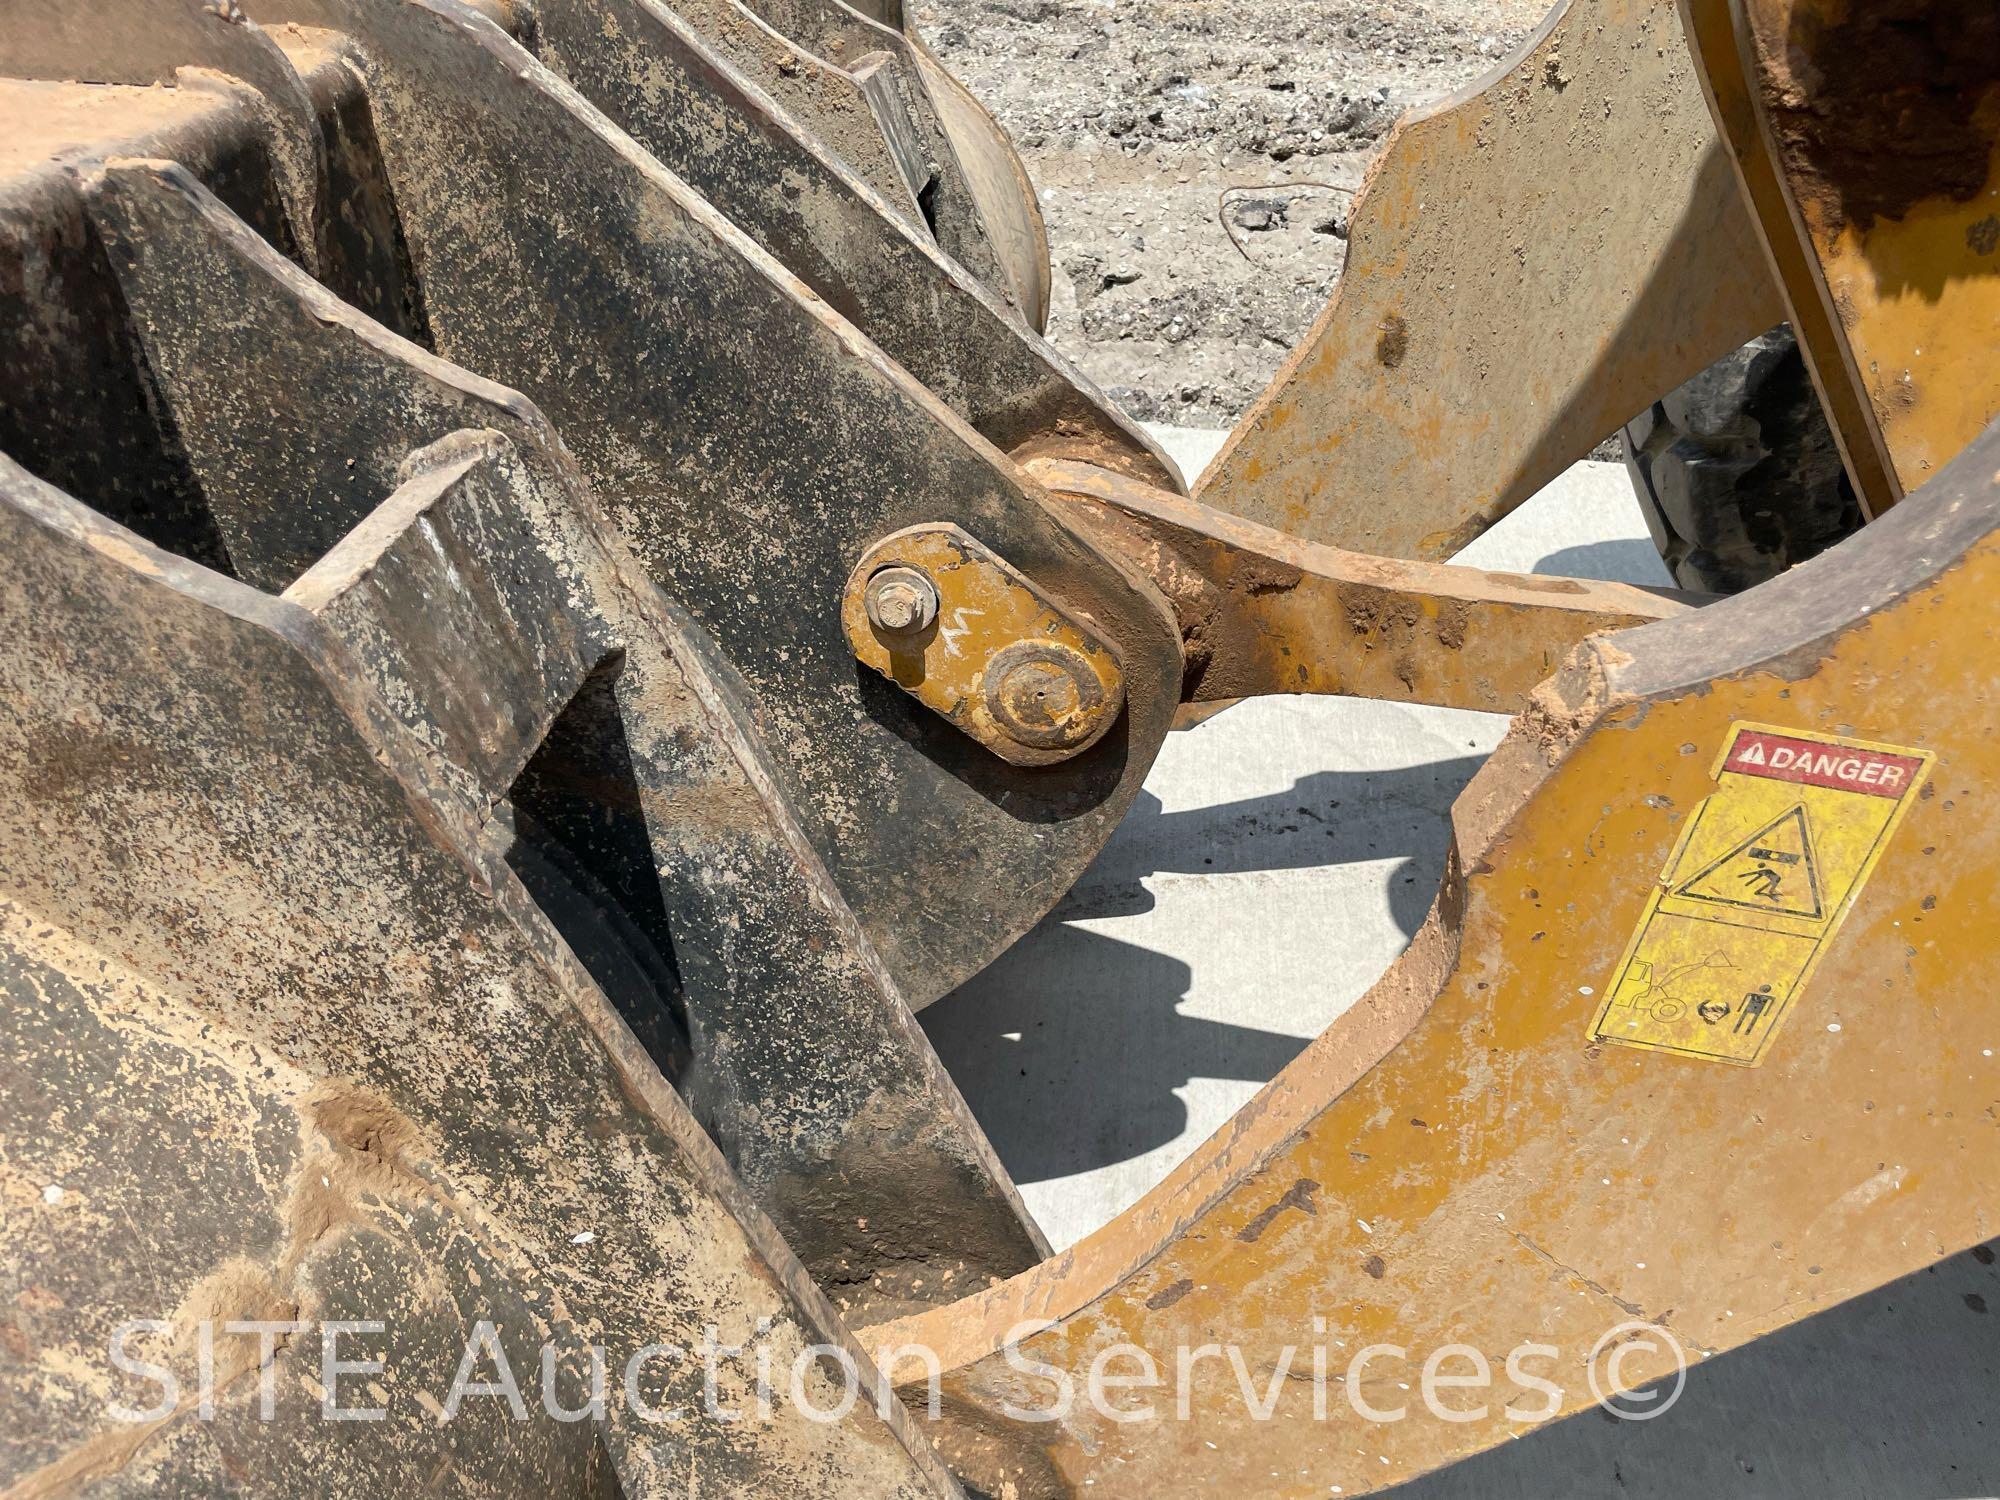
(1034, 456, 1698, 714)
(1682, 0, 2000, 505)
(1195, 0, 1784, 561)
(0, 447, 966, 1497)
(864, 418, 2000, 1499)
(519, 0, 1158, 477)
(4, 0, 1998, 1494)
(82, 151, 1049, 1320)
(240, 0, 1186, 1005)
(842, 522, 1128, 766)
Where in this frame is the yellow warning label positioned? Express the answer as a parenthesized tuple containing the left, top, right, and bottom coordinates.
(1672, 804, 1824, 919)
(1590, 723, 1932, 1065)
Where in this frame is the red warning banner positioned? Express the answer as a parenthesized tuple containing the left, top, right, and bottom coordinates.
(1723, 729, 1925, 799)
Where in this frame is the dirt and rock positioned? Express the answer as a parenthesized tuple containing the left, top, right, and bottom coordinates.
(917, 0, 1553, 429)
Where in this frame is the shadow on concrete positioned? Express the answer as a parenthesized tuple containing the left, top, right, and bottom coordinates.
(1059, 756, 1487, 935)
(926, 752, 1492, 1183)
(922, 925, 1308, 1183)
(1537, 537, 1673, 586)
(1389, 1243, 2000, 1499)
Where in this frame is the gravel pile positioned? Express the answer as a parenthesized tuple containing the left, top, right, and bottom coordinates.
(918, 0, 1547, 428)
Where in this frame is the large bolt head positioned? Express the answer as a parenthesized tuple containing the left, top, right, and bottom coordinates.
(864, 566, 939, 637)
(983, 640, 1109, 751)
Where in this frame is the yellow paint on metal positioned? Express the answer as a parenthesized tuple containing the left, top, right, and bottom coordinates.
(1805, 173, 2000, 493)
(1194, 0, 1782, 560)
(1685, 0, 2000, 507)
(1677, 0, 1903, 515)
(1028, 456, 1697, 715)
(1591, 722, 1933, 1065)
(841, 522, 1126, 766)
(1750, 0, 2000, 494)
(861, 424, 2000, 1497)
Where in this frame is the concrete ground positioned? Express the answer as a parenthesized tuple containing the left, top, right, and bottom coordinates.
(921, 431, 2000, 1497)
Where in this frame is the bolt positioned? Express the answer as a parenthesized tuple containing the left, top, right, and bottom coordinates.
(983, 640, 1109, 750)
(864, 566, 939, 637)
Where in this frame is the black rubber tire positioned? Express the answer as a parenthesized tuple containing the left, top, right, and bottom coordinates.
(1621, 323, 1864, 593)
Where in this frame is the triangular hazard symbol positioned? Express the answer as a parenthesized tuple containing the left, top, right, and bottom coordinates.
(1673, 805, 1824, 919)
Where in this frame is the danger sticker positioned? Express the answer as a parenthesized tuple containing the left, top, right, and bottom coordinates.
(1589, 723, 1933, 1066)
(1722, 730, 1925, 797)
